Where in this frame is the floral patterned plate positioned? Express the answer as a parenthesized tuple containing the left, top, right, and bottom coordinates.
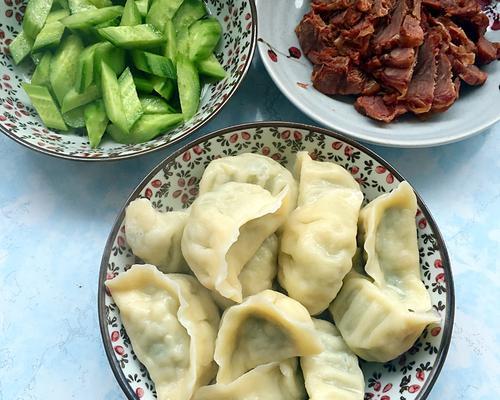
(257, 0, 500, 148)
(98, 122, 454, 400)
(0, 0, 257, 160)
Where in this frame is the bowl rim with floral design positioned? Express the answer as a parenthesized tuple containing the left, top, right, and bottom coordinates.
(97, 121, 455, 400)
(0, 0, 258, 162)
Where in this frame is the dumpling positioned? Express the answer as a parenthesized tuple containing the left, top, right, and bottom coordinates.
(125, 198, 189, 273)
(358, 181, 432, 311)
(199, 153, 298, 216)
(193, 359, 305, 400)
(278, 152, 364, 315)
(214, 289, 323, 383)
(182, 182, 287, 303)
(105, 265, 220, 400)
(211, 234, 279, 310)
(301, 319, 364, 400)
(330, 269, 440, 362)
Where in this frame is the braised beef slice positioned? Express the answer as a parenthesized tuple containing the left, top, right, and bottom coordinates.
(381, 47, 415, 67)
(431, 50, 458, 112)
(452, 60, 487, 85)
(355, 95, 407, 122)
(404, 33, 438, 113)
(372, 0, 398, 17)
(296, 11, 329, 56)
(312, 0, 357, 12)
(373, 0, 409, 51)
(476, 36, 498, 65)
(422, 0, 480, 17)
(376, 65, 415, 94)
(312, 56, 368, 94)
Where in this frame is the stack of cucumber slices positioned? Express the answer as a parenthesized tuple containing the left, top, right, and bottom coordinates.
(9, 0, 226, 147)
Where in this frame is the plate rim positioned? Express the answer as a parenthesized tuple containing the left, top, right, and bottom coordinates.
(97, 121, 455, 400)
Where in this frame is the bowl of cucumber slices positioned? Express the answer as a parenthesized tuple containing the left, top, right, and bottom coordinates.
(0, 0, 257, 160)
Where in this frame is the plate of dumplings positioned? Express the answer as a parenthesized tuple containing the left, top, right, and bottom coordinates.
(98, 122, 454, 400)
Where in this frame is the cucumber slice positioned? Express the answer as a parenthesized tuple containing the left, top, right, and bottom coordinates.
(32, 21, 65, 52)
(61, 84, 101, 113)
(131, 50, 175, 79)
(188, 18, 222, 61)
(152, 77, 174, 100)
(139, 95, 176, 114)
(31, 52, 43, 65)
(23, 0, 54, 38)
(172, 0, 206, 32)
(75, 43, 100, 93)
(98, 24, 164, 48)
(101, 61, 128, 132)
(84, 99, 108, 147)
(31, 52, 52, 86)
(120, 0, 141, 26)
(23, 83, 67, 131)
(118, 67, 143, 129)
(88, 0, 112, 8)
(68, 0, 97, 13)
(146, 0, 182, 30)
(50, 35, 84, 105)
(55, 0, 69, 10)
(107, 113, 182, 143)
(46, 9, 70, 23)
(63, 106, 86, 128)
(9, 31, 34, 65)
(95, 16, 120, 28)
(61, 6, 123, 29)
(133, 76, 155, 93)
(94, 42, 125, 86)
(135, 0, 149, 17)
(196, 53, 226, 80)
(163, 18, 176, 62)
(176, 55, 199, 119)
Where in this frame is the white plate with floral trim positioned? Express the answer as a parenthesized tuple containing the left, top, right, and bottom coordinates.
(257, 0, 500, 148)
(0, 0, 257, 160)
(98, 121, 454, 400)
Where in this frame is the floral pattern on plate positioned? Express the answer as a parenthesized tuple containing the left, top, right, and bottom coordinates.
(99, 122, 454, 400)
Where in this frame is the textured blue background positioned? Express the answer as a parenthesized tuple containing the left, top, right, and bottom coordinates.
(0, 53, 499, 399)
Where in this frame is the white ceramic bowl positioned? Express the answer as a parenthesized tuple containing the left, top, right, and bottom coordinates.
(257, 0, 500, 147)
(0, 0, 257, 160)
(99, 122, 454, 400)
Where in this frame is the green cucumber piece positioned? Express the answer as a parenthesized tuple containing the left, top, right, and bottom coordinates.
(98, 24, 164, 48)
(101, 61, 128, 132)
(23, 0, 54, 38)
(94, 42, 125, 85)
(61, 84, 100, 113)
(94, 16, 120, 28)
(75, 43, 99, 93)
(68, 0, 97, 13)
(107, 113, 182, 143)
(196, 53, 226, 80)
(50, 35, 84, 105)
(84, 99, 108, 147)
(118, 67, 143, 129)
(23, 83, 67, 130)
(133, 76, 154, 93)
(131, 50, 175, 79)
(188, 18, 222, 61)
(139, 95, 176, 114)
(9, 31, 34, 65)
(176, 55, 199, 119)
(63, 106, 86, 128)
(135, 0, 149, 17)
(46, 9, 70, 23)
(55, 0, 69, 10)
(146, 0, 182, 30)
(120, 0, 141, 26)
(61, 6, 123, 29)
(172, 0, 206, 32)
(32, 21, 65, 52)
(152, 76, 174, 100)
(163, 18, 176, 62)
(31, 52, 52, 86)
(88, 0, 112, 8)
(31, 52, 43, 65)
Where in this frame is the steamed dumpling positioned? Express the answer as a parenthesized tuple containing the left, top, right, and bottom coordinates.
(193, 359, 305, 400)
(181, 182, 288, 303)
(359, 181, 432, 311)
(211, 234, 279, 310)
(214, 289, 323, 383)
(279, 152, 364, 315)
(330, 269, 439, 362)
(125, 198, 189, 273)
(199, 153, 298, 217)
(105, 265, 220, 400)
(301, 319, 364, 400)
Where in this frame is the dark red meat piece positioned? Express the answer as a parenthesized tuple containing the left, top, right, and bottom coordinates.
(476, 36, 498, 65)
(355, 95, 407, 122)
(431, 50, 458, 112)
(312, 56, 368, 94)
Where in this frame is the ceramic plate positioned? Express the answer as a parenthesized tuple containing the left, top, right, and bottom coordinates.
(98, 121, 454, 400)
(0, 0, 257, 160)
(257, 0, 500, 147)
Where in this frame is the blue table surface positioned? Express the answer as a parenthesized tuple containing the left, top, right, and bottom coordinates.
(0, 53, 499, 400)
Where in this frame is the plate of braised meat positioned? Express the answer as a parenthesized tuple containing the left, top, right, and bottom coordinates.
(257, 0, 500, 147)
